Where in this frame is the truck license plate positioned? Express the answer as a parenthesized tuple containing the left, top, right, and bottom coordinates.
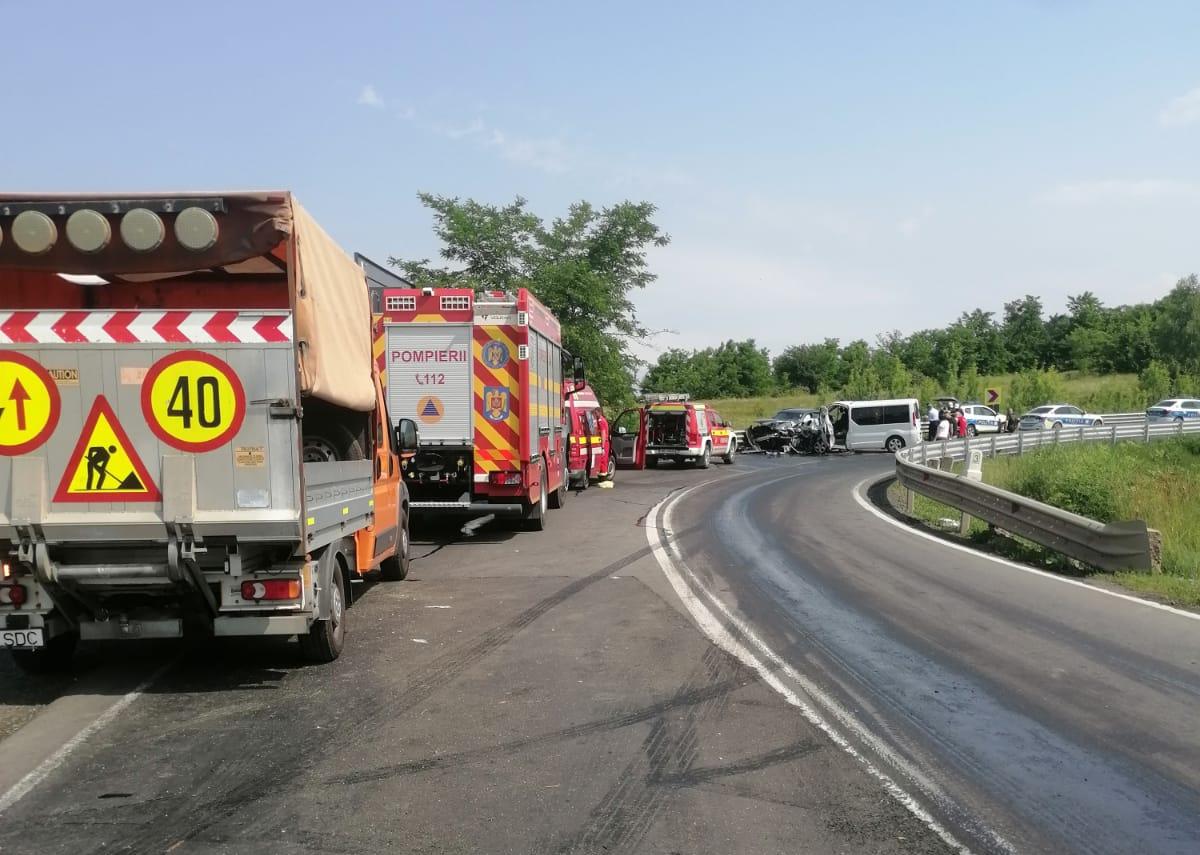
(1, 628, 44, 649)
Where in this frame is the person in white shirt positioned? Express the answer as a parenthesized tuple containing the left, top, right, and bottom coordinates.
(935, 411, 951, 441)
(926, 403, 939, 441)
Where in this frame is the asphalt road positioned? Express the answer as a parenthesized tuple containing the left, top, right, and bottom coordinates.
(668, 453, 1200, 854)
(0, 462, 951, 855)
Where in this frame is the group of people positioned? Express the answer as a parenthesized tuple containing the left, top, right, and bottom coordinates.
(927, 404, 967, 441)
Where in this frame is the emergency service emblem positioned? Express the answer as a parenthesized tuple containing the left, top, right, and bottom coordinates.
(482, 340, 510, 370)
(416, 395, 444, 425)
(483, 387, 510, 422)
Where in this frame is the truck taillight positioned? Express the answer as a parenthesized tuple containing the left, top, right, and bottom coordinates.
(489, 471, 522, 486)
(0, 584, 27, 607)
(240, 579, 301, 601)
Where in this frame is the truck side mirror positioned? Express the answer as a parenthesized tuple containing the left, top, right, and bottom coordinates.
(573, 356, 586, 393)
(394, 418, 419, 453)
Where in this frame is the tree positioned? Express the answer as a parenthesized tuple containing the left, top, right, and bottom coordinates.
(1155, 275, 1200, 373)
(391, 194, 669, 408)
(773, 339, 841, 392)
(1138, 360, 1172, 404)
(1000, 295, 1047, 372)
(643, 339, 773, 399)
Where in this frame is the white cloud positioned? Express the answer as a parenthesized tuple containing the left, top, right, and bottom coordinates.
(1159, 86, 1200, 127)
(357, 84, 384, 109)
(1036, 179, 1200, 205)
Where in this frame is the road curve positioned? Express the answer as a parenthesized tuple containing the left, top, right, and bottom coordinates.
(668, 454, 1200, 855)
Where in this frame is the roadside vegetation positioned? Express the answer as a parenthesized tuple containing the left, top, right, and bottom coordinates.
(645, 277, 1200, 422)
(886, 437, 1200, 608)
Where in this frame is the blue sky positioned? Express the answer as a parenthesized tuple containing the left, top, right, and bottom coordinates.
(3, 0, 1199, 360)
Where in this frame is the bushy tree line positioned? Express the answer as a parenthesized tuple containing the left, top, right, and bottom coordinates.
(643, 277, 1200, 409)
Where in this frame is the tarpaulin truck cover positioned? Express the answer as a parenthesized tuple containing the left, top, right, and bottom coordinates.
(0, 191, 374, 412)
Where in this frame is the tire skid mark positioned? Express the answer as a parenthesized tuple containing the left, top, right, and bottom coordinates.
(71, 539, 678, 855)
(552, 644, 745, 855)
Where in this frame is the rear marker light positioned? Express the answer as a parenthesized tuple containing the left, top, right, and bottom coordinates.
(66, 209, 112, 253)
(175, 206, 219, 251)
(240, 579, 301, 601)
(0, 584, 27, 607)
(11, 210, 57, 255)
(120, 208, 165, 252)
(489, 471, 522, 486)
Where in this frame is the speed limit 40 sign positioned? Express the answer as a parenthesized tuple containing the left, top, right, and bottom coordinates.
(141, 351, 246, 452)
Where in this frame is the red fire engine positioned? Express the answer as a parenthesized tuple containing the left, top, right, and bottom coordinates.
(375, 287, 583, 529)
(564, 381, 613, 487)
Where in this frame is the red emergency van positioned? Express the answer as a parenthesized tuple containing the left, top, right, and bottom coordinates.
(565, 382, 613, 487)
(375, 287, 584, 530)
(612, 395, 736, 469)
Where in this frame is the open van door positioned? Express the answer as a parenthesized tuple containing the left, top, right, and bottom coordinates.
(828, 403, 850, 449)
(611, 408, 646, 469)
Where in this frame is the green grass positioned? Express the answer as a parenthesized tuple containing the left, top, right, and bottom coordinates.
(709, 371, 1143, 429)
(886, 438, 1200, 608)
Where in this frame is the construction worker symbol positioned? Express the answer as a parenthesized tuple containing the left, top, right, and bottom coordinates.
(482, 340, 510, 370)
(53, 397, 160, 503)
(483, 387, 510, 422)
(417, 395, 444, 425)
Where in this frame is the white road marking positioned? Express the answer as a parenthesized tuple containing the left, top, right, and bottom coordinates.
(0, 658, 176, 815)
(647, 479, 995, 855)
(851, 475, 1200, 622)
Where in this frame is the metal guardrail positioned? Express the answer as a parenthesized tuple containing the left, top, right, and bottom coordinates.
(894, 416, 1200, 571)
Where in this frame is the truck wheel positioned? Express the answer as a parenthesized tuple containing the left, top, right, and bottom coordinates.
(523, 462, 549, 531)
(602, 457, 616, 480)
(548, 455, 567, 509)
(723, 440, 736, 464)
(304, 426, 365, 463)
(697, 446, 711, 469)
(380, 511, 410, 581)
(10, 631, 78, 674)
(300, 562, 346, 663)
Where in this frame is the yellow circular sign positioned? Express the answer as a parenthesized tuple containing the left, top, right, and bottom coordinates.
(0, 353, 61, 455)
(141, 351, 245, 452)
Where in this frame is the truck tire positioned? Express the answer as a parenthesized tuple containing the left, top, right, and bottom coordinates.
(697, 446, 711, 469)
(523, 462, 549, 531)
(723, 440, 736, 464)
(548, 455, 567, 509)
(380, 510, 410, 581)
(300, 560, 346, 663)
(601, 456, 616, 480)
(10, 631, 78, 674)
(304, 426, 365, 463)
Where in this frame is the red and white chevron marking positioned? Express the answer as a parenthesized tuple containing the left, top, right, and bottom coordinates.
(0, 311, 292, 345)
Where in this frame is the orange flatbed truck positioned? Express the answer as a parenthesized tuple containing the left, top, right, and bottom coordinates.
(0, 191, 416, 669)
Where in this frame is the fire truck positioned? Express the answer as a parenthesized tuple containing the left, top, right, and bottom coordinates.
(374, 286, 583, 530)
(564, 381, 613, 487)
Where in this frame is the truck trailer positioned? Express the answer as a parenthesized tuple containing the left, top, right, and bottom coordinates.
(375, 286, 583, 529)
(0, 191, 416, 669)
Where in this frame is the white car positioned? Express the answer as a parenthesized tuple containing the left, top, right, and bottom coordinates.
(961, 403, 1004, 435)
(1146, 397, 1200, 425)
(1018, 404, 1104, 431)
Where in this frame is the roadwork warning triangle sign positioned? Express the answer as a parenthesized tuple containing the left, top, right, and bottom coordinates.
(53, 396, 161, 503)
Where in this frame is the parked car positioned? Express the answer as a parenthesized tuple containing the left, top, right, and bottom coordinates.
(1018, 404, 1104, 431)
(1146, 397, 1200, 425)
(960, 403, 1005, 435)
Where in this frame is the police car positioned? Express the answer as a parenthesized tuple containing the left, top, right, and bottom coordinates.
(960, 403, 1004, 435)
(1146, 397, 1200, 425)
(1018, 404, 1104, 431)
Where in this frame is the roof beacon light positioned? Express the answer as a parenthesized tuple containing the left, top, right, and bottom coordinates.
(120, 208, 165, 252)
(175, 206, 219, 251)
(11, 210, 58, 255)
(66, 209, 112, 254)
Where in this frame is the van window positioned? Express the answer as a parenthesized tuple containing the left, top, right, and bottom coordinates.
(851, 406, 882, 426)
(882, 404, 910, 424)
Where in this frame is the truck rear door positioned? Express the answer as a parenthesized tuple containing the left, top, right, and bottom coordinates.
(385, 324, 473, 442)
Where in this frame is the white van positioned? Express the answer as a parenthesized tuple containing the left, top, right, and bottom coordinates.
(828, 399, 921, 452)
